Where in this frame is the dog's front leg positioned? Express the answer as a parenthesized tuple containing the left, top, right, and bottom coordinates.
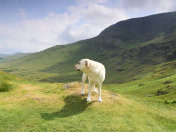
(81, 73, 87, 95)
(87, 82, 93, 102)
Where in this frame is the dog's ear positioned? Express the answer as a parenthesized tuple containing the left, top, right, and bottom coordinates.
(85, 60, 91, 68)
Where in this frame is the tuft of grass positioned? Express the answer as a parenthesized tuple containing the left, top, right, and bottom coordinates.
(172, 100, 176, 104)
(164, 100, 170, 104)
(0, 80, 13, 92)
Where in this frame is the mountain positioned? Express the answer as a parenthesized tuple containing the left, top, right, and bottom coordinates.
(99, 11, 176, 43)
(0, 53, 30, 63)
(0, 54, 11, 58)
(0, 52, 23, 58)
(1, 11, 176, 83)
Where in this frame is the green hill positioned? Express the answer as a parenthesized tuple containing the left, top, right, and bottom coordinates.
(1, 12, 176, 83)
(0, 53, 30, 63)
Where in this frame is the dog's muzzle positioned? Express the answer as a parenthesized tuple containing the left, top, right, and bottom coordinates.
(74, 66, 80, 71)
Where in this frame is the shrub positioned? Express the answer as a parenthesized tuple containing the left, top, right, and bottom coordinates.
(172, 100, 176, 104)
(0, 80, 13, 92)
(164, 100, 170, 104)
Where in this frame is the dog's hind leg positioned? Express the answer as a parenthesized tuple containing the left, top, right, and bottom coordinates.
(81, 73, 87, 95)
(87, 82, 93, 102)
(98, 83, 102, 102)
(93, 84, 98, 93)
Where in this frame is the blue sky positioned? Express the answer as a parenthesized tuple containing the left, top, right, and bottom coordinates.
(0, 0, 176, 53)
(0, 0, 76, 23)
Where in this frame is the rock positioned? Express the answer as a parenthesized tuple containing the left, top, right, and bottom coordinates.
(111, 93, 118, 97)
(63, 82, 80, 89)
(156, 89, 169, 96)
(33, 98, 43, 101)
(166, 85, 173, 89)
(163, 81, 173, 84)
(63, 83, 70, 89)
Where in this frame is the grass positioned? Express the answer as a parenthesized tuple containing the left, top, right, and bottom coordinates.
(0, 71, 175, 132)
(0, 80, 13, 92)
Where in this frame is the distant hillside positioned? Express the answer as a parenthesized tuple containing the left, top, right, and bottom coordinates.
(0, 53, 30, 63)
(0, 54, 11, 58)
(1, 11, 176, 83)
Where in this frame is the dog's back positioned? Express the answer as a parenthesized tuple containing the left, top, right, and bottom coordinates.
(86, 59, 106, 83)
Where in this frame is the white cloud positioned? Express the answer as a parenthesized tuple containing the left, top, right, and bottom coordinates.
(76, 0, 108, 6)
(0, 0, 129, 53)
(154, 0, 176, 13)
(65, 2, 128, 41)
(120, 0, 176, 13)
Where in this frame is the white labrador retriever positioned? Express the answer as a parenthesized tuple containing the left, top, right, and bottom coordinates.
(74, 59, 106, 102)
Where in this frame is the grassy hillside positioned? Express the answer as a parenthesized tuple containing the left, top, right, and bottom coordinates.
(0, 54, 11, 58)
(0, 53, 30, 63)
(1, 12, 176, 83)
(0, 71, 176, 131)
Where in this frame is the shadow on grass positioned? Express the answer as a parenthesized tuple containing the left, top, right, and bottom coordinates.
(41, 94, 95, 120)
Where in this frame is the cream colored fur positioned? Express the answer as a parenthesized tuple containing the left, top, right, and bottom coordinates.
(74, 59, 106, 102)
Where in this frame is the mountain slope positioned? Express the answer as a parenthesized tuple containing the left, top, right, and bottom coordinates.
(0, 54, 11, 58)
(0, 53, 30, 63)
(1, 12, 176, 83)
(100, 11, 176, 44)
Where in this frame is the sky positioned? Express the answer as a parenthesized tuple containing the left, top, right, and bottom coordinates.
(0, 0, 176, 54)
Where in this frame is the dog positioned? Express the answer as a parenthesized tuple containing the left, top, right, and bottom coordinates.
(74, 59, 106, 102)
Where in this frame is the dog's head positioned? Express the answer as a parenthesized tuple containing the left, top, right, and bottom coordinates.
(74, 59, 91, 71)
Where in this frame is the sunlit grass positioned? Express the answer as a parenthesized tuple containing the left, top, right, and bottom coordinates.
(0, 71, 176, 131)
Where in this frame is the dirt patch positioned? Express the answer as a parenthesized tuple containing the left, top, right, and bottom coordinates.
(64, 82, 127, 105)
(20, 84, 40, 91)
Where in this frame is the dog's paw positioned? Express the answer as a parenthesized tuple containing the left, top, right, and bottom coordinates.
(87, 97, 91, 102)
(81, 91, 85, 95)
(98, 98, 102, 102)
